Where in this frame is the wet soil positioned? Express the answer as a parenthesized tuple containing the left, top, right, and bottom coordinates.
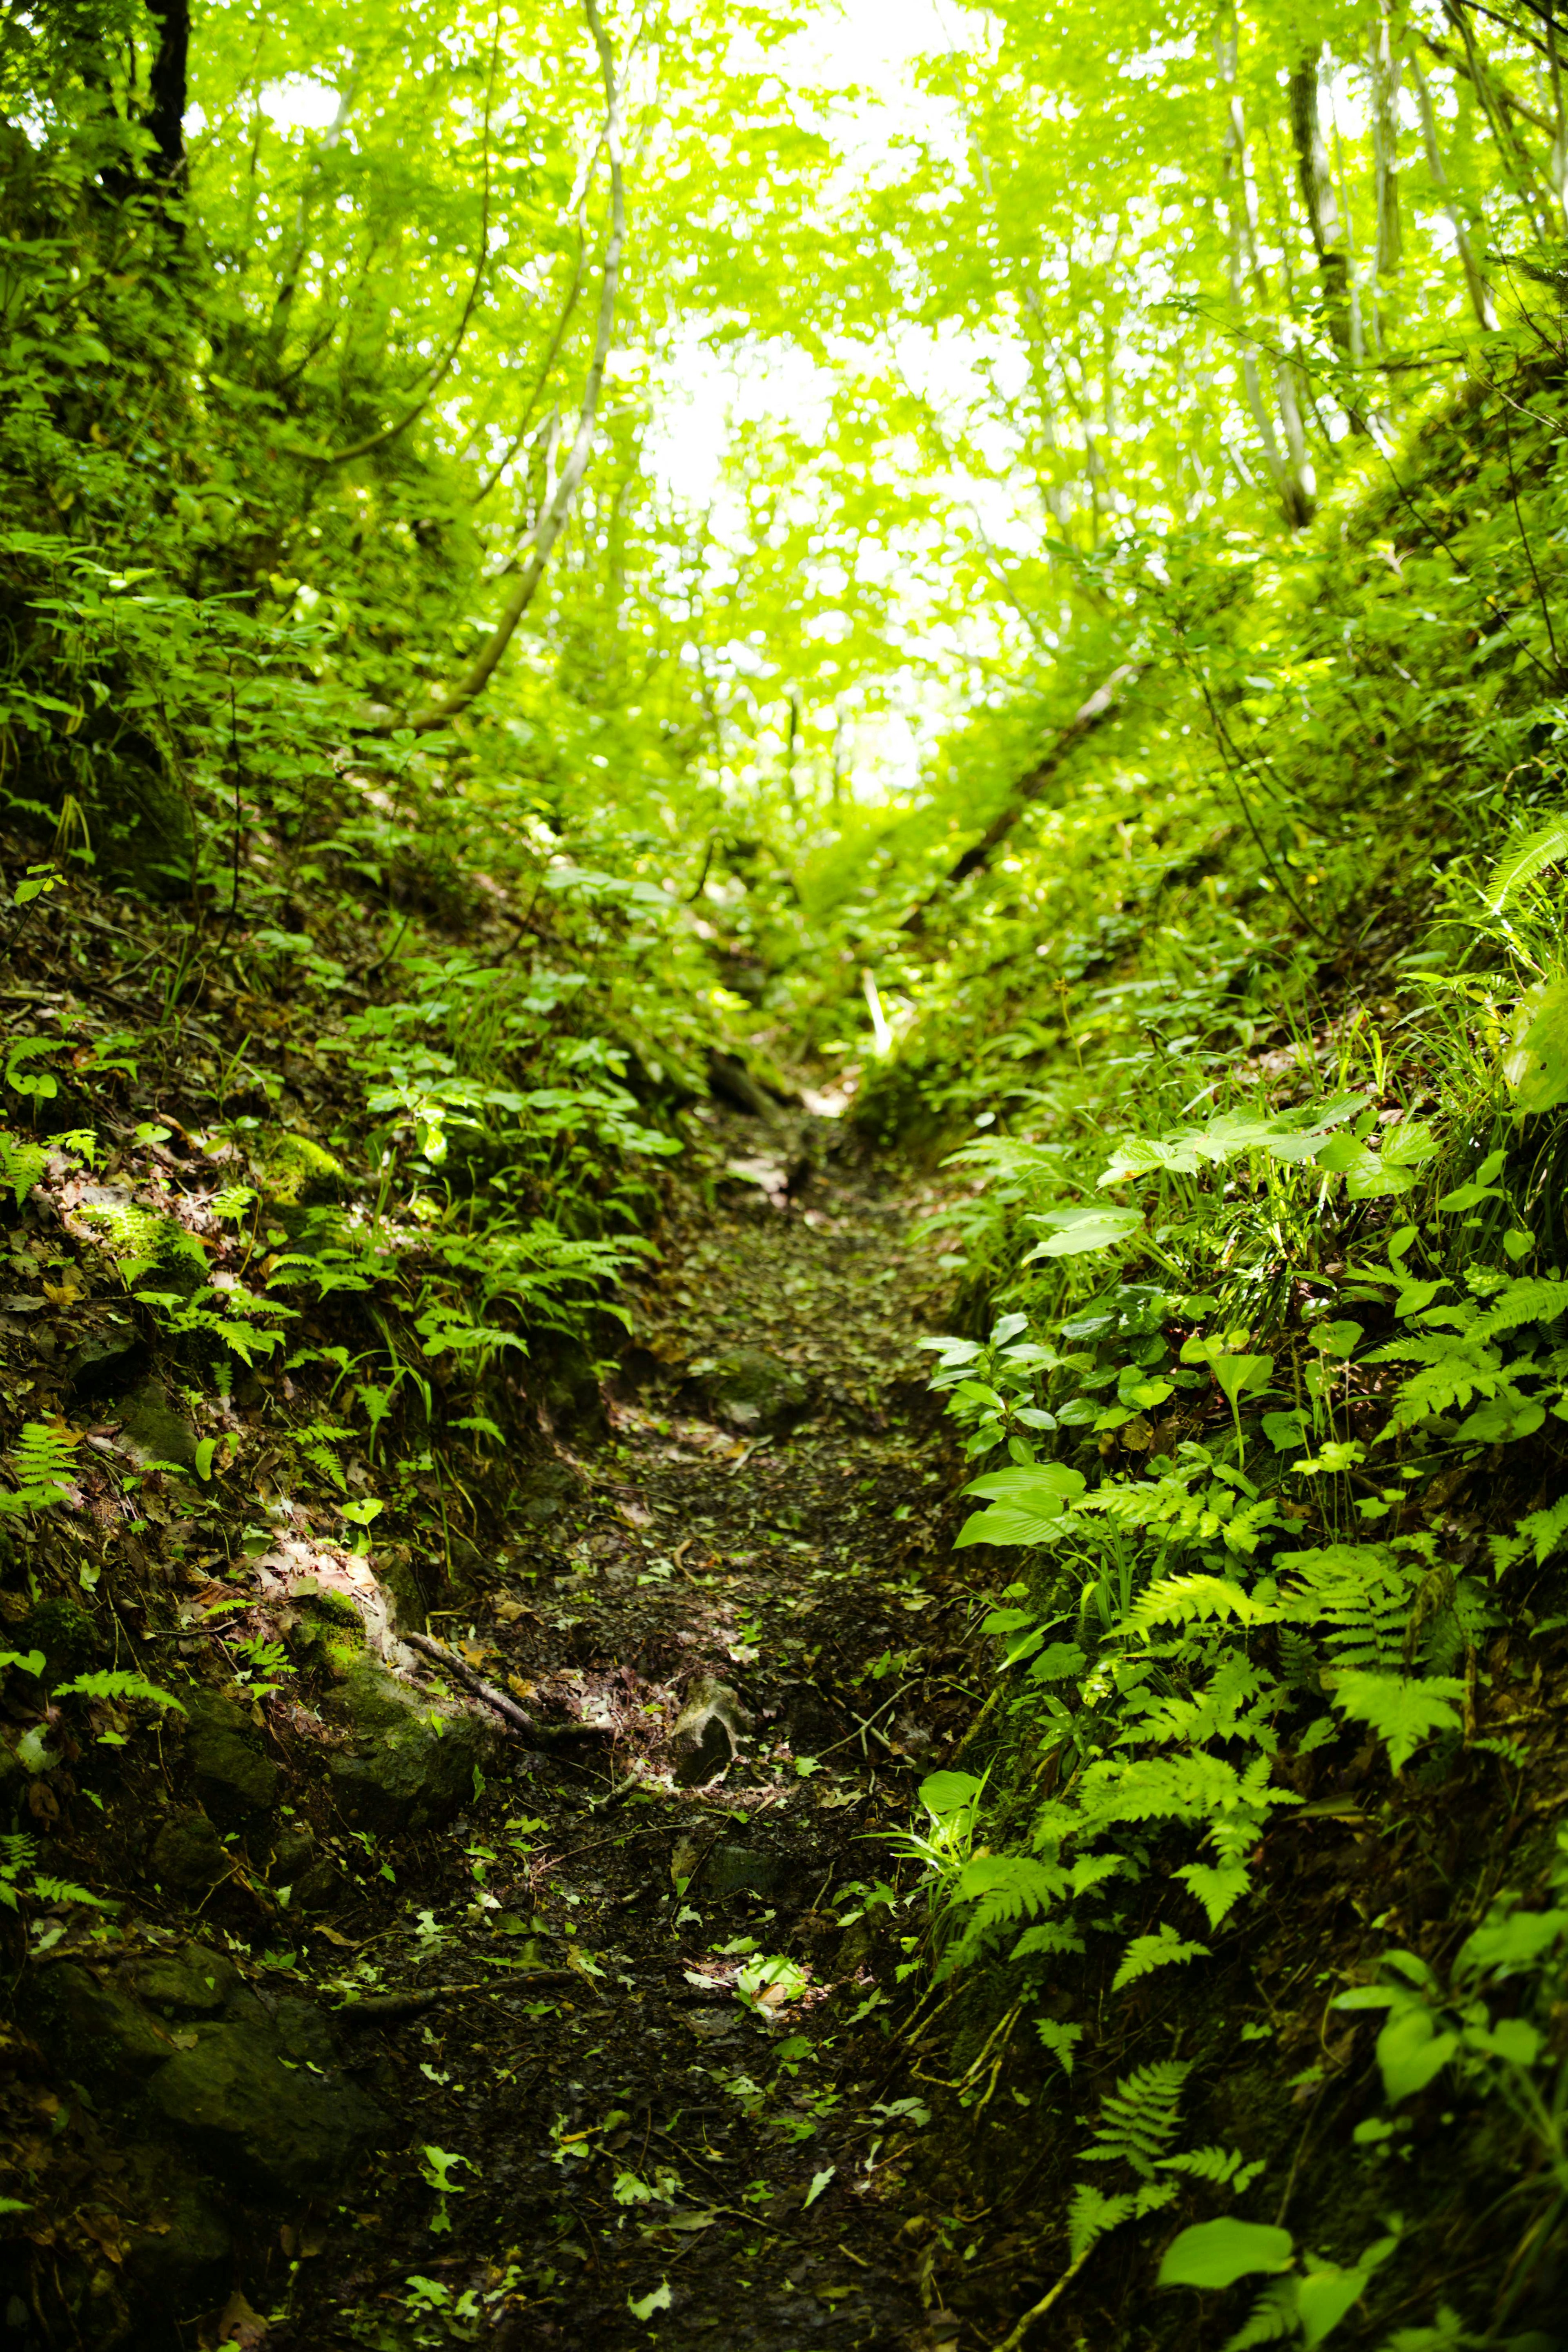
(282, 1113, 977, 2352)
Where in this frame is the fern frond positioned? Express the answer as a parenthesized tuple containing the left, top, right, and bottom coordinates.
(1327, 1669, 1464, 1772)
(0, 1419, 80, 1514)
(53, 1670, 186, 1713)
(1066, 2183, 1136, 2264)
(1036, 2018, 1084, 2077)
(1081, 2059, 1190, 2178)
(952, 1853, 1067, 1927)
(31, 1873, 112, 1908)
(1220, 2281, 1300, 2351)
(1157, 2144, 1266, 2190)
(0, 1131, 48, 1208)
(1011, 1920, 1085, 1963)
(1112, 1922, 1210, 1991)
(1175, 1859, 1254, 1929)
(1490, 813, 1568, 909)
(1121, 1574, 1275, 1639)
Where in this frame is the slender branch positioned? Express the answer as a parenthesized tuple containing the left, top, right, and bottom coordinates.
(1501, 399, 1563, 677)
(392, 0, 628, 734)
(310, 20, 502, 471)
(471, 227, 588, 506)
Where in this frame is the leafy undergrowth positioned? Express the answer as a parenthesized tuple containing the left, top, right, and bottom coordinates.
(829, 358, 1568, 2349)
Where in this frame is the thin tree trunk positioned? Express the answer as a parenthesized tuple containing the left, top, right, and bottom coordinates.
(395, 0, 628, 735)
(1409, 48, 1497, 328)
(900, 665, 1142, 932)
(1440, 0, 1556, 243)
(1370, 0, 1405, 279)
(1288, 47, 1351, 352)
(1218, 13, 1313, 526)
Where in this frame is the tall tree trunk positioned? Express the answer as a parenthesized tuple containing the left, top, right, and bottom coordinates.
(1288, 47, 1351, 352)
(397, 0, 627, 735)
(1370, 0, 1405, 280)
(1409, 49, 1497, 328)
(1218, 13, 1314, 527)
(144, 0, 189, 183)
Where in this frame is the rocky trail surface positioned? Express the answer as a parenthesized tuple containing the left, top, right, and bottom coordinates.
(0, 1104, 996, 2352)
(271, 1111, 974, 2352)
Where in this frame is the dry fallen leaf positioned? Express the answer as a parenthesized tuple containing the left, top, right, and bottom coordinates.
(217, 2287, 268, 2347)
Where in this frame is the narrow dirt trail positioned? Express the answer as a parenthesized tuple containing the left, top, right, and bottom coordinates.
(293, 1109, 976, 2352)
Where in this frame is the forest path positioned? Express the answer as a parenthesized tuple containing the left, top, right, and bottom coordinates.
(299, 1107, 977, 2352)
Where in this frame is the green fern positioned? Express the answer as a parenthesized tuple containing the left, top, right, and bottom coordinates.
(1036, 2018, 1084, 2077)
(211, 1183, 258, 1221)
(295, 1420, 353, 1492)
(1157, 2144, 1267, 2191)
(1081, 2059, 1190, 2178)
(951, 1853, 1067, 1932)
(0, 1831, 108, 1911)
(1328, 1669, 1464, 1773)
(31, 1873, 112, 1908)
(0, 1130, 48, 1208)
(1121, 1573, 1274, 1639)
(53, 1670, 186, 1713)
(1112, 1922, 1210, 1992)
(78, 1199, 165, 1261)
(1066, 2183, 1136, 2263)
(1489, 813, 1568, 909)
(1282, 1544, 1423, 1673)
(0, 1830, 37, 1908)
(0, 1420, 80, 1515)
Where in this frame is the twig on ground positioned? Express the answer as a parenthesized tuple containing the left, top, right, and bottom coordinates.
(403, 1628, 613, 1747)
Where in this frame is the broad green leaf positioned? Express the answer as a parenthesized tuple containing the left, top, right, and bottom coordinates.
(1023, 1205, 1144, 1259)
(1158, 2218, 1295, 2290)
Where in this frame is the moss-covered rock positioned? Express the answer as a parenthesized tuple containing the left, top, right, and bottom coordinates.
(17, 1594, 102, 1682)
(252, 1130, 347, 1207)
(115, 1376, 201, 1470)
(691, 1347, 810, 1433)
(323, 1657, 496, 1833)
(125, 1940, 238, 2017)
(182, 1690, 279, 1824)
(145, 2009, 385, 2199)
(27, 1963, 182, 2091)
(121, 2144, 233, 2310)
(149, 1811, 230, 1891)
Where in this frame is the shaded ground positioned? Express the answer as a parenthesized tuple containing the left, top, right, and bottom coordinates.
(269, 1112, 977, 2352)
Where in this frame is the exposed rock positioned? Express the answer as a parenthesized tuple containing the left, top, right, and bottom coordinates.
(120, 2145, 232, 2308)
(116, 1375, 202, 1469)
(125, 1940, 238, 2017)
(692, 1348, 810, 1434)
(703, 1842, 791, 1902)
(64, 1329, 148, 1404)
(509, 1458, 584, 1526)
(29, 1963, 182, 2090)
(145, 2005, 386, 2199)
(252, 1129, 347, 1207)
(292, 1858, 346, 1912)
(183, 1690, 279, 1824)
(150, 1811, 231, 1892)
(324, 1656, 498, 1833)
(669, 1674, 751, 1786)
(269, 1822, 316, 1881)
(16, 1593, 102, 1681)
(707, 1049, 777, 1120)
